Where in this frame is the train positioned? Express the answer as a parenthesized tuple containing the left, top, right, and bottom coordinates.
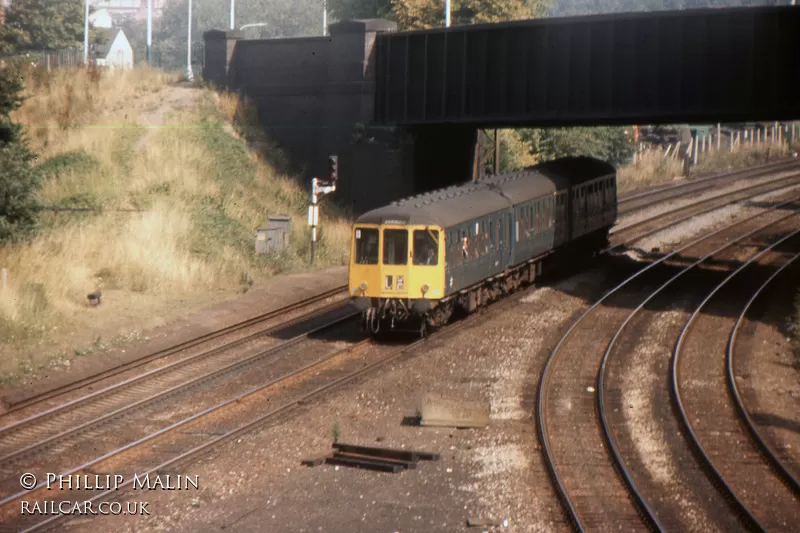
(348, 156, 618, 336)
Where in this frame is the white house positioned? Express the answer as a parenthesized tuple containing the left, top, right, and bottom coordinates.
(95, 28, 133, 70)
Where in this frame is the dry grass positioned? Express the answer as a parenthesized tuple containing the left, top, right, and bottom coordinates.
(12, 65, 177, 156)
(617, 140, 798, 194)
(617, 149, 685, 193)
(693, 142, 790, 175)
(0, 67, 351, 375)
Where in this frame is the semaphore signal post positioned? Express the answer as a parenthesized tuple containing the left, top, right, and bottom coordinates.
(309, 155, 338, 265)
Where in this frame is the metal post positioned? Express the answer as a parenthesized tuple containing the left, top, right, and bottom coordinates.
(729, 132, 733, 152)
(494, 129, 500, 174)
(445, 0, 451, 27)
(230, 0, 235, 30)
(310, 179, 318, 265)
(147, 0, 153, 65)
(185, 0, 194, 80)
(83, 0, 89, 65)
(716, 123, 721, 151)
(692, 137, 698, 166)
(323, 0, 327, 35)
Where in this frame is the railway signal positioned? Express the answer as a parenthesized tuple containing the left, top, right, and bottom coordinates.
(309, 155, 338, 265)
(327, 155, 338, 183)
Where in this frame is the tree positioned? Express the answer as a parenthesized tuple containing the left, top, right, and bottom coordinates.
(391, 0, 553, 30)
(1, 0, 86, 51)
(152, 0, 321, 71)
(0, 65, 40, 243)
(520, 126, 635, 167)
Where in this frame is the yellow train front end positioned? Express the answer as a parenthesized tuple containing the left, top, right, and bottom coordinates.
(348, 223, 446, 336)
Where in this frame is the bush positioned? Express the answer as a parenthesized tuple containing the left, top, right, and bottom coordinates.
(0, 64, 41, 242)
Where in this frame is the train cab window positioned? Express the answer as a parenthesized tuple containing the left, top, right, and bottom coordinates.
(383, 229, 408, 265)
(413, 229, 439, 266)
(355, 228, 379, 265)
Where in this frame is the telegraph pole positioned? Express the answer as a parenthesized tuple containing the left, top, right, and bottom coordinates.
(83, 0, 89, 65)
(146, 0, 153, 65)
(185, 0, 194, 80)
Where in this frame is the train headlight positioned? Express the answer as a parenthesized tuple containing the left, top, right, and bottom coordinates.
(421, 284, 429, 294)
(359, 282, 367, 292)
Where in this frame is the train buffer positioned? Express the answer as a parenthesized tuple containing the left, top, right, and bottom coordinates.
(302, 442, 440, 473)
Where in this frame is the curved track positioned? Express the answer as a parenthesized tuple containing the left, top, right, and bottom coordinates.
(538, 190, 800, 532)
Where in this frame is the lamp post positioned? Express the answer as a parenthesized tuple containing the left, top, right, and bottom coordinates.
(146, 0, 152, 65)
(83, 0, 89, 65)
(445, 0, 450, 27)
(323, 0, 327, 35)
(185, 0, 193, 81)
(230, 0, 235, 30)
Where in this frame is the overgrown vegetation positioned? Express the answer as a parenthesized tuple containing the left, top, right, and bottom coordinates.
(0, 67, 350, 372)
(0, 63, 41, 243)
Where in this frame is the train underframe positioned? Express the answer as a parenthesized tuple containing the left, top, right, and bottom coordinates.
(356, 228, 610, 338)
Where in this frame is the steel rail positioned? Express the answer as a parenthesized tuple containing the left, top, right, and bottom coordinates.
(537, 193, 800, 532)
(669, 228, 800, 532)
(609, 172, 800, 239)
(2, 284, 348, 414)
(597, 211, 800, 531)
(618, 158, 800, 208)
(8, 273, 535, 533)
(0, 310, 360, 465)
(727, 252, 800, 494)
(606, 176, 800, 255)
(0, 333, 372, 509)
(0, 299, 354, 438)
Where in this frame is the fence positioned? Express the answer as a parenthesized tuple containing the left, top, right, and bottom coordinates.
(1, 47, 86, 69)
(632, 122, 800, 167)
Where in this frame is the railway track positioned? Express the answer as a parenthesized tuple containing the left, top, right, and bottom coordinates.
(609, 170, 800, 248)
(538, 189, 800, 532)
(617, 158, 800, 215)
(0, 286, 349, 420)
(671, 229, 800, 530)
(4, 160, 795, 424)
(0, 268, 541, 533)
(727, 254, 800, 494)
(1, 161, 798, 531)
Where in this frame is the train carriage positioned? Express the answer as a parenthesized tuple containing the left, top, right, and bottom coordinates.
(349, 156, 617, 336)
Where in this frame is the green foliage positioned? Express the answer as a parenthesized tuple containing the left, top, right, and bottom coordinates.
(391, 0, 553, 30)
(0, 65, 41, 243)
(520, 126, 635, 167)
(1, 0, 87, 51)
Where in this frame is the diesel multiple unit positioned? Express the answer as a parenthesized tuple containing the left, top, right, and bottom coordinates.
(348, 156, 618, 336)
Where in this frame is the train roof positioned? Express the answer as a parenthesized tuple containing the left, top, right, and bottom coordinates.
(354, 157, 616, 229)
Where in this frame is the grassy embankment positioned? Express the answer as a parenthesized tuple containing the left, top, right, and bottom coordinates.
(0, 66, 350, 382)
(616, 141, 799, 194)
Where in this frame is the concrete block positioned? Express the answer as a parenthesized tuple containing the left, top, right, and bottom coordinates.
(419, 393, 489, 429)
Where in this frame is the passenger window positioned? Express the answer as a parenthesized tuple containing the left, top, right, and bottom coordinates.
(413, 229, 439, 266)
(355, 227, 379, 265)
(382, 229, 408, 265)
